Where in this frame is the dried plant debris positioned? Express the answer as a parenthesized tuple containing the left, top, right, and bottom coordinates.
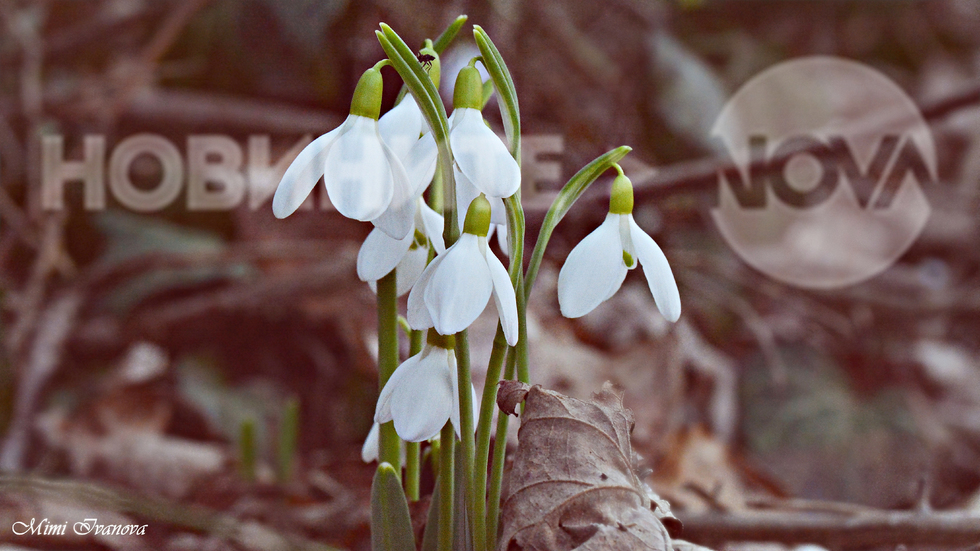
(497, 381, 695, 551)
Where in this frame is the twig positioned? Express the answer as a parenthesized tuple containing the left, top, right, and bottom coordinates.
(680, 510, 980, 549)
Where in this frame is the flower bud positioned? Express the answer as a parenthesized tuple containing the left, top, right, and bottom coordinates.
(609, 173, 634, 215)
(453, 65, 483, 111)
(462, 194, 492, 237)
(418, 46, 441, 87)
(350, 67, 383, 120)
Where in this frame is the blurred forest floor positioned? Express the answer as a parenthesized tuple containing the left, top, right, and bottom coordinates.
(1, 1, 980, 550)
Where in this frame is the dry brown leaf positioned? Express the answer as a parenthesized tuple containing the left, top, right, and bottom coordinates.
(496, 381, 673, 551)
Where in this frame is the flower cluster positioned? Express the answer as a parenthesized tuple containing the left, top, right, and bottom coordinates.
(272, 50, 680, 451)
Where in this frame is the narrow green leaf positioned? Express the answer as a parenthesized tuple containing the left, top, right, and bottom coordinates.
(419, 476, 441, 551)
(378, 24, 459, 245)
(431, 15, 468, 54)
(371, 462, 417, 551)
(473, 26, 520, 161)
(378, 25, 449, 142)
(524, 146, 633, 296)
(276, 396, 300, 484)
(238, 418, 256, 483)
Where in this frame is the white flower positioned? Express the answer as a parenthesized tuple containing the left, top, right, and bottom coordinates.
(374, 342, 460, 442)
(357, 198, 446, 295)
(407, 197, 518, 345)
(273, 66, 434, 240)
(449, 107, 521, 199)
(558, 212, 681, 321)
(272, 114, 415, 238)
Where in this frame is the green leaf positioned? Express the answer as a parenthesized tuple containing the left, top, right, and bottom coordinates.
(431, 15, 468, 54)
(473, 25, 520, 160)
(377, 25, 449, 144)
(377, 23, 459, 245)
(524, 146, 633, 296)
(419, 476, 441, 551)
(371, 462, 417, 551)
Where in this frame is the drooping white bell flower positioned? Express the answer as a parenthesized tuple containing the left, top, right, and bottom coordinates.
(357, 198, 446, 296)
(449, 66, 521, 200)
(374, 332, 461, 442)
(407, 195, 518, 345)
(558, 170, 681, 322)
(272, 63, 416, 239)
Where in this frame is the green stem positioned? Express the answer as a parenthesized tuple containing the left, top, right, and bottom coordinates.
(404, 329, 425, 501)
(377, 270, 401, 474)
(454, 330, 481, 551)
(486, 353, 517, 551)
(475, 328, 507, 548)
(438, 422, 455, 551)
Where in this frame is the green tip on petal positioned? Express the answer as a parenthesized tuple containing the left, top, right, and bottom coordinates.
(350, 67, 383, 120)
(426, 329, 456, 349)
(609, 173, 634, 215)
(418, 46, 441, 87)
(453, 65, 483, 110)
(623, 250, 635, 268)
(462, 194, 492, 236)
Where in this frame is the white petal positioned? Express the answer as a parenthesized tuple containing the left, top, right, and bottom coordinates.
(395, 243, 429, 296)
(375, 353, 419, 424)
(403, 132, 438, 198)
(419, 201, 446, 254)
(629, 215, 682, 322)
(449, 108, 521, 198)
(407, 253, 444, 330)
(361, 422, 380, 463)
(484, 243, 519, 345)
(454, 166, 481, 233)
(425, 233, 493, 335)
(557, 213, 628, 318)
(324, 115, 393, 222)
(272, 121, 346, 218)
(379, 96, 424, 159)
(390, 348, 455, 442)
(357, 227, 413, 283)
(370, 135, 415, 239)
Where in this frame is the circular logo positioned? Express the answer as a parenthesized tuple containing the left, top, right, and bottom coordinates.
(711, 56, 933, 289)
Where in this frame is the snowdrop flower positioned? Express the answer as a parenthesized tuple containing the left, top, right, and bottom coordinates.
(408, 195, 519, 345)
(558, 169, 681, 321)
(374, 332, 462, 442)
(449, 65, 521, 201)
(272, 62, 416, 239)
(357, 198, 446, 295)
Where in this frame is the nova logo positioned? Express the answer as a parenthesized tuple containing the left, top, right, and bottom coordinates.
(711, 57, 934, 289)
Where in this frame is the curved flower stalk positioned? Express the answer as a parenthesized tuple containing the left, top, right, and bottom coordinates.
(272, 61, 417, 239)
(374, 332, 476, 441)
(558, 168, 681, 322)
(357, 198, 446, 295)
(407, 195, 519, 345)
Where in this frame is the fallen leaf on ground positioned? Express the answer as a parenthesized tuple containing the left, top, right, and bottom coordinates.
(496, 381, 674, 550)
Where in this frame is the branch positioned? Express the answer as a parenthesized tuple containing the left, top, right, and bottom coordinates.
(680, 510, 980, 549)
